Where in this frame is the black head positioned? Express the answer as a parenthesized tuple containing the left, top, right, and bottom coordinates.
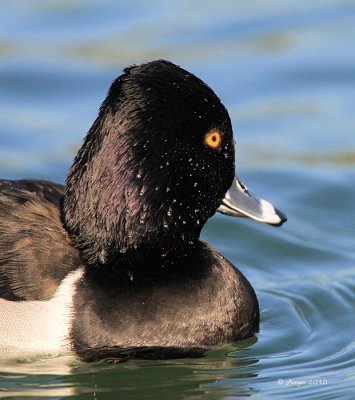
(63, 60, 235, 267)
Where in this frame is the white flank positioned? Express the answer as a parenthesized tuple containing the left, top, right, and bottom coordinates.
(0, 267, 84, 356)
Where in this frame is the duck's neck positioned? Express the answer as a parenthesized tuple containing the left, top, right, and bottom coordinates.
(85, 241, 199, 282)
(63, 169, 203, 268)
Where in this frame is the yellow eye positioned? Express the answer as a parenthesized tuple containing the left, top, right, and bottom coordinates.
(205, 131, 221, 149)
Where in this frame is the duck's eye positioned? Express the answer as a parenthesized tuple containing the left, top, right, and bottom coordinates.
(205, 131, 221, 149)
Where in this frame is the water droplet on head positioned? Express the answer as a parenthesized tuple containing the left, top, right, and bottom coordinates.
(98, 249, 108, 263)
(160, 248, 168, 258)
(166, 187, 170, 192)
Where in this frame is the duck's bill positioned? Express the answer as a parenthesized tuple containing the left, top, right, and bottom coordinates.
(217, 176, 287, 226)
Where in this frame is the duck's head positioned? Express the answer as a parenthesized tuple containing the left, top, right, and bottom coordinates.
(63, 60, 286, 267)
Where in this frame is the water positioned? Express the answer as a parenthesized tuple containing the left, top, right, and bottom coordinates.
(1, 1, 354, 399)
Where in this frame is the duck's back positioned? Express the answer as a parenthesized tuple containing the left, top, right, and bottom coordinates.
(0, 180, 82, 301)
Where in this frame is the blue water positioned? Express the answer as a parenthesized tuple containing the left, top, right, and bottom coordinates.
(1, 1, 355, 399)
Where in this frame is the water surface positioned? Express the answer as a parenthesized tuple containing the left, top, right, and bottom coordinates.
(0, 1, 354, 399)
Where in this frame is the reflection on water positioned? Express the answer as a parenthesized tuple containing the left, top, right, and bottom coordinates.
(1, 0, 355, 399)
(0, 343, 261, 399)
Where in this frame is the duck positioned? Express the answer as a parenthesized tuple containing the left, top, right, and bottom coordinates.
(0, 60, 286, 362)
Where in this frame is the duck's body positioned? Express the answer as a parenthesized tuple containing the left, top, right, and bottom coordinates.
(0, 61, 285, 361)
(0, 181, 258, 361)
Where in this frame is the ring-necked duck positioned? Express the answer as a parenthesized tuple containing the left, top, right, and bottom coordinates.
(0, 60, 286, 362)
